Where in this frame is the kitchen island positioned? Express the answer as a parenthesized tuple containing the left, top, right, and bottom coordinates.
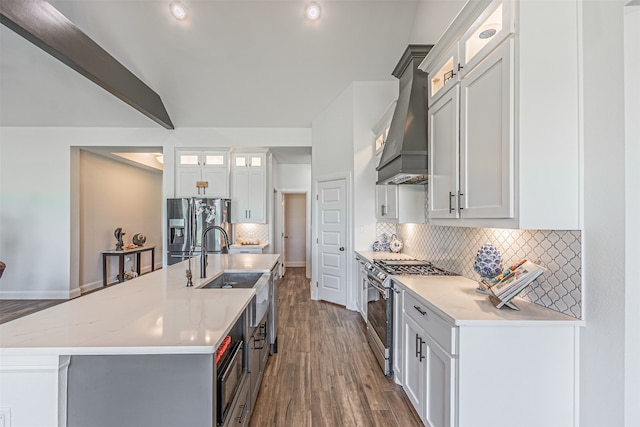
(0, 253, 280, 427)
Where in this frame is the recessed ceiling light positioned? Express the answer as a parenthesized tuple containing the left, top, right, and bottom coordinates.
(305, 2, 321, 21)
(170, 1, 188, 20)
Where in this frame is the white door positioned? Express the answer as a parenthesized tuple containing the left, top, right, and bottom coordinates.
(316, 179, 347, 306)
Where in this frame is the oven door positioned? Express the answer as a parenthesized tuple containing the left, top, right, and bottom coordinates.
(217, 341, 244, 425)
(366, 274, 392, 377)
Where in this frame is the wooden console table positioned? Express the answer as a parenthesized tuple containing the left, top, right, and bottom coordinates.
(102, 246, 155, 286)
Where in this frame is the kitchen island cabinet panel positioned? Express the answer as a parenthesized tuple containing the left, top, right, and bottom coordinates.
(66, 354, 215, 427)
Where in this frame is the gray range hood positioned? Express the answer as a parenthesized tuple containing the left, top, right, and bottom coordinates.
(376, 45, 433, 185)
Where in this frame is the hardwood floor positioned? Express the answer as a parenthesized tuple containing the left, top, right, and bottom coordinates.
(250, 267, 423, 427)
(0, 299, 66, 324)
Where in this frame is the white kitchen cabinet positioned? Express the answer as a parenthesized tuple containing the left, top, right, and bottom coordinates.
(428, 86, 459, 219)
(420, 0, 581, 230)
(375, 184, 425, 223)
(228, 246, 264, 254)
(230, 152, 266, 223)
(175, 150, 229, 198)
(403, 313, 425, 415)
(394, 277, 580, 427)
(430, 40, 514, 220)
(403, 290, 455, 427)
(355, 257, 367, 321)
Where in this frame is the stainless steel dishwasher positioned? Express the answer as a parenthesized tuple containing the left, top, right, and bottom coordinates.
(268, 262, 280, 354)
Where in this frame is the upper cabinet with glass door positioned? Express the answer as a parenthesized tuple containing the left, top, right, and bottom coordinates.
(426, 0, 514, 107)
(460, 0, 514, 77)
(427, 46, 459, 107)
(175, 150, 229, 198)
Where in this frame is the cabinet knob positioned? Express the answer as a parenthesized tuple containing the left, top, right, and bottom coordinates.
(339, 247, 345, 251)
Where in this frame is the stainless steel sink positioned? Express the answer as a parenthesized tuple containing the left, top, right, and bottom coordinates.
(200, 272, 269, 328)
(201, 272, 264, 289)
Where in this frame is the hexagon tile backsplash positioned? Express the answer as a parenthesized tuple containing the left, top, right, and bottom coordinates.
(375, 222, 582, 319)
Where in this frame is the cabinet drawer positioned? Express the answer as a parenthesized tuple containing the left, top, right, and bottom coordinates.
(404, 291, 457, 355)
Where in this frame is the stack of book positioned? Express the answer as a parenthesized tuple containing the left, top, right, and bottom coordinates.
(486, 260, 546, 310)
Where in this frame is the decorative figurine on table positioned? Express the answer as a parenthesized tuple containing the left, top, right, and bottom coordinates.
(124, 266, 138, 280)
(473, 243, 502, 293)
(132, 233, 146, 247)
(114, 227, 125, 251)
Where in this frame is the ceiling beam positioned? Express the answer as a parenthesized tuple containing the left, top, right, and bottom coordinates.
(0, 0, 174, 129)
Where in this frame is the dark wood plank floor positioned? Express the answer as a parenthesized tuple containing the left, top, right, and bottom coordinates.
(250, 267, 423, 427)
(0, 299, 66, 324)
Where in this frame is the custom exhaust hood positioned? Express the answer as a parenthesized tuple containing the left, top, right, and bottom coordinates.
(376, 45, 433, 185)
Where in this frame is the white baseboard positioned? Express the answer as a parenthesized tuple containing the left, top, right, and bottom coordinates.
(80, 280, 104, 295)
(285, 261, 306, 267)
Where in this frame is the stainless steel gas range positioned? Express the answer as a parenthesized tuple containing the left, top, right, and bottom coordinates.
(364, 258, 456, 377)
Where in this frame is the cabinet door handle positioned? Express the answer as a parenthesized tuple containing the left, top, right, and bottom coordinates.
(458, 191, 464, 211)
(414, 305, 427, 316)
(458, 63, 464, 72)
(418, 337, 425, 362)
(415, 333, 420, 358)
(449, 192, 455, 214)
(381, 204, 386, 216)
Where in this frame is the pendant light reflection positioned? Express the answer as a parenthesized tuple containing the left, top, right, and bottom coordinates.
(170, 1, 188, 20)
(305, 2, 321, 21)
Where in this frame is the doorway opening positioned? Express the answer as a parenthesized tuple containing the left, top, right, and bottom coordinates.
(275, 191, 309, 278)
(70, 147, 163, 295)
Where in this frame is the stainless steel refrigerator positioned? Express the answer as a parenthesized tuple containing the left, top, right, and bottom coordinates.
(166, 198, 231, 265)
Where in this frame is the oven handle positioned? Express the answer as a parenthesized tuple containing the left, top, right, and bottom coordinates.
(366, 272, 385, 287)
(367, 276, 389, 298)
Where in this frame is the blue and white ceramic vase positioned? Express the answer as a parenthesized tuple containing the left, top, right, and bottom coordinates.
(473, 243, 502, 279)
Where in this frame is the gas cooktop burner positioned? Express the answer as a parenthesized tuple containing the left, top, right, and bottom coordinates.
(373, 259, 456, 276)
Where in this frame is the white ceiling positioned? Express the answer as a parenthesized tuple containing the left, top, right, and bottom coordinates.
(0, 0, 457, 129)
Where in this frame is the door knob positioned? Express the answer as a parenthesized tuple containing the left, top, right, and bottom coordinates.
(339, 247, 345, 251)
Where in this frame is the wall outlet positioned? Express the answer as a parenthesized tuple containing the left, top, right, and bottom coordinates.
(0, 408, 11, 427)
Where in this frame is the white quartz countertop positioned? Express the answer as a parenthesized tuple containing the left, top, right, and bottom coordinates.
(394, 275, 583, 326)
(0, 254, 281, 356)
(355, 250, 581, 326)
